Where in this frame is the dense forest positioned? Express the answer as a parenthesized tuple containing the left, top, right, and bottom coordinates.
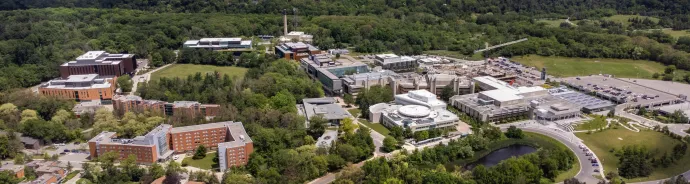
(3, 7, 690, 91)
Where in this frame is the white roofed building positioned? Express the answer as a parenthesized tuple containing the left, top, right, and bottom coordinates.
(183, 37, 252, 50)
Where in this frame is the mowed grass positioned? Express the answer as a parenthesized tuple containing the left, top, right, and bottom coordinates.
(662, 29, 690, 38)
(357, 118, 391, 137)
(512, 55, 669, 79)
(576, 129, 690, 182)
(182, 153, 217, 170)
(574, 116, 608, 131)
(150, 64, 248, 81)
(538, 19, 567, 27)
(603, 15, 659, 27)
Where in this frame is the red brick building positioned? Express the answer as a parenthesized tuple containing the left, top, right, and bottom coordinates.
(59, 51, 137, 78)
(39, 74, 117, 101)
(275, 42, 322, 61)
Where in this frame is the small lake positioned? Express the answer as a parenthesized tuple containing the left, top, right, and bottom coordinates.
(465, 144, 537, 170)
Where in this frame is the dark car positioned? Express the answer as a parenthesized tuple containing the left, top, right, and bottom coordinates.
(64, 149, 70, 153)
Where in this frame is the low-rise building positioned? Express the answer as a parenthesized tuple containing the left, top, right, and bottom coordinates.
(374, 54, 418, 72)
(300, 54, 369, 94)
(275, 42, 321, 61)
(0, 131, 41, 149)
(72, 100, 104, 118)
(297, 97, 352, 127)
(88, 124, 173, 163)
(20, 174, 58, 184)
(369, 101, 459, 133)
(183, 38, 252, 50)
(394, 90, 447, 110)
(279, 31, 313, 43)
(59, 51, 137, 78)
(0, 163, 24, 179)
(169, 122, 236, 153)
(21, 161, 69, 184)
(113, 95, 219, 118)
(39, 74, 117, 102)
(342, 70, 399, 95)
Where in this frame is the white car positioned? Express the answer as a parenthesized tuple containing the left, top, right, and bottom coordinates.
(173, 155, 180, 160)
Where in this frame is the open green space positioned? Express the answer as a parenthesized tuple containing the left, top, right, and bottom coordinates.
(348, 109, 362, 118)
(446, 132, 578, 182)
(574, 116, 608, 131)
(662, 29, 690, 38)
(422, 50, 484, 61)
(150, 64, 248, 81)
(537, 19, 566, 27)
(512, 55, 677, 79)
(182, 153, 218, 170)
(603, 15, 659, 27)
(576, 129, 690, 182)
(357, 118, 390, 137)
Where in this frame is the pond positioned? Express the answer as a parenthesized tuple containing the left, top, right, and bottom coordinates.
(465, 144, 537, 170)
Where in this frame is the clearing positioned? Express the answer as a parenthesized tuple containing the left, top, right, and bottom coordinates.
(357, 118, 391, 137)
(602, 15, 659, 27)
(150, 64, 248, 81)
(182, 153, 218, 170)
(576, 128, 690, 182)
(512, 55, 679, 79)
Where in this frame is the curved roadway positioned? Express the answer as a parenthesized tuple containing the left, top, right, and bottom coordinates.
(499, 123, 604, 183)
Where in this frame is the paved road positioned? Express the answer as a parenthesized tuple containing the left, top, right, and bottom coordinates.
(498, 123, 604, 184)
(616, 106, 690, 137)
(131, 64, 172, 93)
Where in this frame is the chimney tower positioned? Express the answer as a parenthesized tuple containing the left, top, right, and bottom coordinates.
(282, 9, 288, 36)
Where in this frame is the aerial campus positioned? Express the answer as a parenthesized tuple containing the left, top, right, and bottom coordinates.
(3, 2, 690, 184)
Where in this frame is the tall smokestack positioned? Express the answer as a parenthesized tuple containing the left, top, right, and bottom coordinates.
(282, 9, 288, 36)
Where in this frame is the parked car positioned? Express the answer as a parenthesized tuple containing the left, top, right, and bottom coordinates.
(63, 149, 70, 153)
(594, 169, 600, 172)
(592, 163, 599, 166)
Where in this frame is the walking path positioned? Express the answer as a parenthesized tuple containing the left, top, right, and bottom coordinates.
(131, 64, 172, 93)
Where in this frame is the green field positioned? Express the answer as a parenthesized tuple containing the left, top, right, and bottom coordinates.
(182, 153, 218, 170)
(348, 109, 362, 118)
(576, 129, 690, 182)
(512, 55, 673, 79)
(357, 118, 391, 137)
(662, 29, 690, 38)
(64, 171, 80, 181)
(574, 116, 608, 131)
(603, 15, 659, 27)
(150, 64, 248, 81)
(538, 19, 566, 27)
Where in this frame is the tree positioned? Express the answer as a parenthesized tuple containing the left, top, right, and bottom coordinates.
(414, 131, 429, 142)
(117, 75, 133, 93)
(151, 52, 163, 67)
(0, 171, 20, 184)
(382, 137, 397, 152)
(340, 118, 358, 135)
(20, 109, 39, 124)
(607, 109, 615, 118)
(638, 107, 648, 116)
(343, 94, 354, 108)
(193, 145, 207, 159)
(440, 85, 455, 102)
(618, 145, 653, 178)
(51, 109, 72, 124)
(505, 126, 525, 139)
(665, 65, 677, 74)
(653, 73, 661, 79)
(308, 115, 328, 138)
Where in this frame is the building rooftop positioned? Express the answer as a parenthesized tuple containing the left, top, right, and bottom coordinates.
(395, 90, 447, 110)
(41, 74, 114, 90)
(218, 121, 253, 148)
(0, 163, 23, 173)
(480, 89, 523, 102)
(373, 103, 459, 128)
(63, 51, 132, 66)
(300, 97, 352, 120)
(170, 121, 232, 133)
(473, 76, 514, 90)
(173, 101, 200, 108)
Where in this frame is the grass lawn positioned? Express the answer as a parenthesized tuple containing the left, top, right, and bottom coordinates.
(150, 64, 248, 81)
(538, 19, 567, 27)
(64, 171, 80, 181)
(422, 50, 484, 60)
(603, 15, 659, 27)
(357, 118, 391, 137)
(661, 29, 690, 38)
(512, 55, 676, 79)
(576, 129, 690, 182)
(574, 116, 608, 131)
(348, 109, 362, 118)
(182, 153, 218, 170)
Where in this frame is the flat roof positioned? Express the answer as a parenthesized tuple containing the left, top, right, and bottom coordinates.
(563, 75, 679, 106)
(473, 76, 514, 90)
(199, 38, 242, 42)
(218, 121, 253, 148)
(301, 97, 352, 120)
(170, 121, 232, 133)
(481, 89, 522, 102)
(658, 102, 690, 115)
(65, 74, 99, 82)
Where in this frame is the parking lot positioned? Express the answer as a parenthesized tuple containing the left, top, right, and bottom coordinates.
(563, 75, 681, 108)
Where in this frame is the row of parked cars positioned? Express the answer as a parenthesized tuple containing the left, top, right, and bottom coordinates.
(579, 144, 600, 173)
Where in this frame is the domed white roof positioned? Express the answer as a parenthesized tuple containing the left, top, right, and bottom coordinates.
(397, 105, 431, 118)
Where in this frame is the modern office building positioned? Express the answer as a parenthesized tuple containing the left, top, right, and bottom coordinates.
(374, 54, 418, 72)
(217, 122, 254, 172)
(88, 124, 173, 163)
(300, 54, 369, 94)
(89, 122, 253, 167)
(342, 70, 399, 95)
(393, 73, 473, 96)
(369, 90, 459, 133)
(394, 90, 447, 110)
(112, 95, 219, 118)
(275, 42, 321, 61)
(183, 38, 252, 50)
(279, 31, 313, 43)
(297, 97, 353, 127)
(39, 74, 117, 101)
(59, 51, 137, 78)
